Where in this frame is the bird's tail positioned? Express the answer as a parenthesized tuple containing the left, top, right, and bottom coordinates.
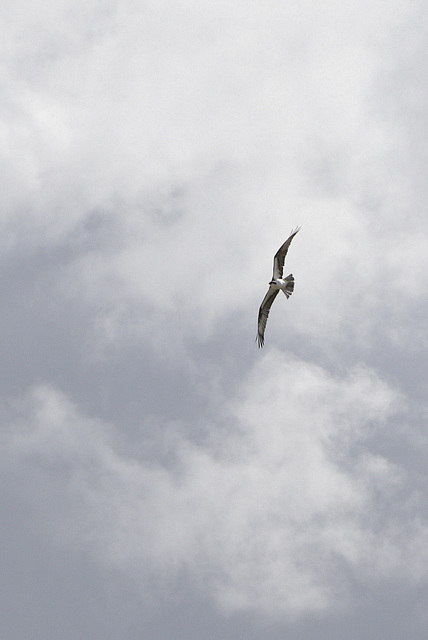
(283, 274, 295, 299)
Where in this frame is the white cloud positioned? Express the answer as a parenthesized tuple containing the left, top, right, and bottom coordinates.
(2, 2, 428, 635)
(1, 0, 426, 357)
(3, 354, 427, 618)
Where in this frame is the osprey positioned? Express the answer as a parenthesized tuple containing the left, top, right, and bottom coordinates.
(256, 227, 300, 348)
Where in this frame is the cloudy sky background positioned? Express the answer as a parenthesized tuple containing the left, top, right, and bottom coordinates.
(1, 0, 428, 638)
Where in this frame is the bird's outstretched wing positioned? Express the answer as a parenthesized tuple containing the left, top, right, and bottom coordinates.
(272, 226, 301, 280)
(256, 286, 280, 348)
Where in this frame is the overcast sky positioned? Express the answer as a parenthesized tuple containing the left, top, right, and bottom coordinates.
(1, 1, 428, 638)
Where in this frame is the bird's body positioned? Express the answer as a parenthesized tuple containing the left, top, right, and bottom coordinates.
(256, 227, 300, 348)
(269, 276, 294, 292)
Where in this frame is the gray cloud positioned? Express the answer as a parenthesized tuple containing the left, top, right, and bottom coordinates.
(3, 357, 427, 621)
(2, 0, 428, 638)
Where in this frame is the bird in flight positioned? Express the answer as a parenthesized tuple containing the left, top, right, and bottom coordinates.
(256, 227, 300, 348)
